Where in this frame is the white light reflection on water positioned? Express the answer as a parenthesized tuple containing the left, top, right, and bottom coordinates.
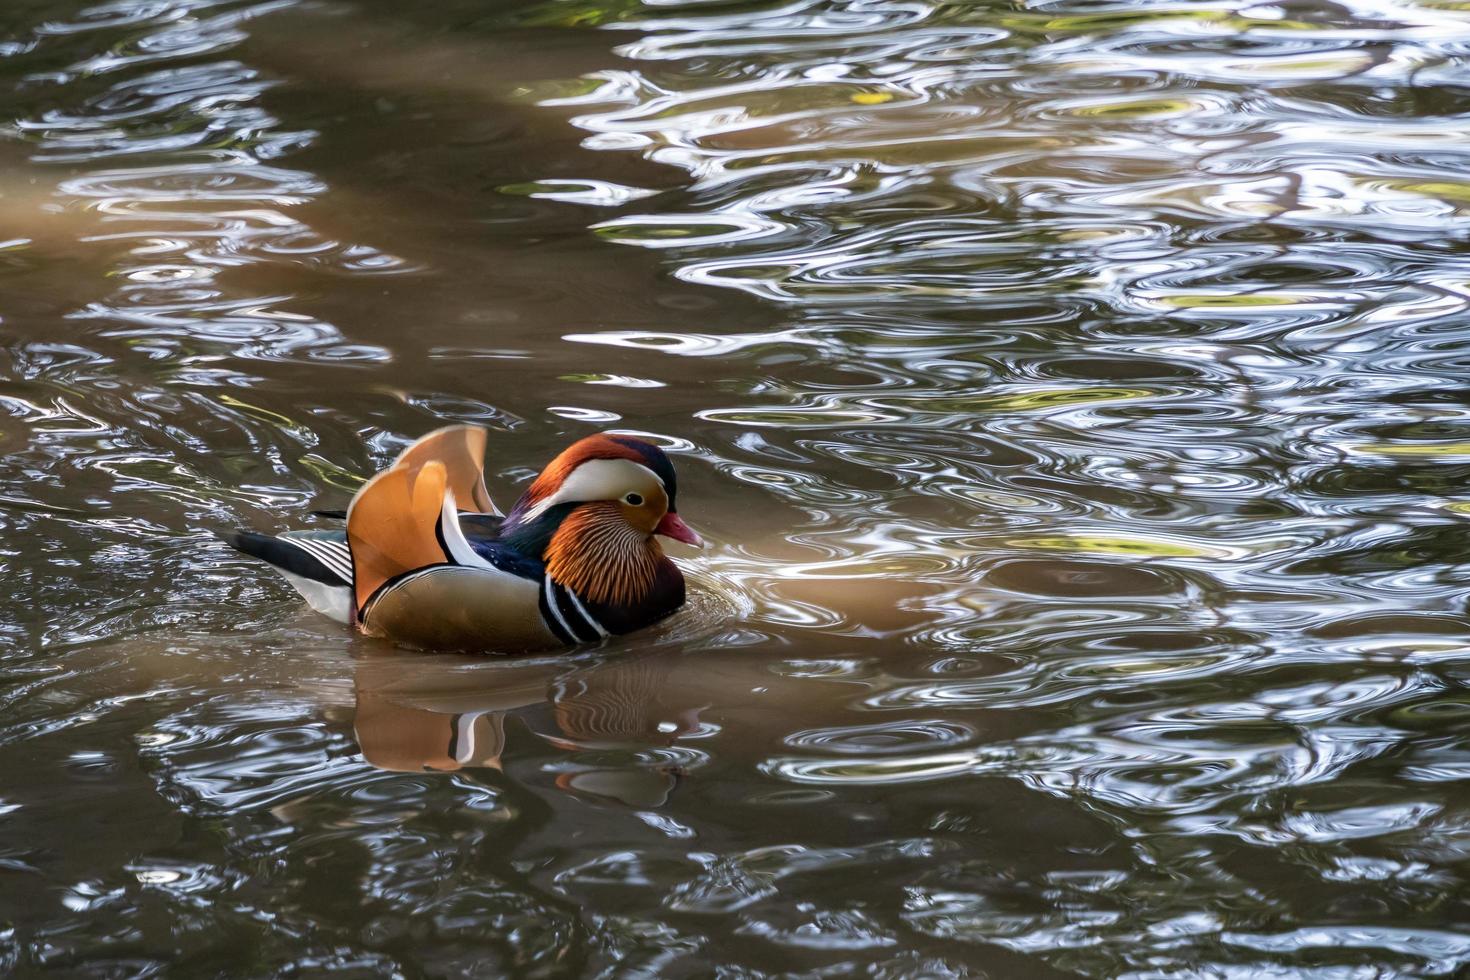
(2, 0, 1470, 974)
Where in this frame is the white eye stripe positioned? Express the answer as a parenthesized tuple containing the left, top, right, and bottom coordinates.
(520, 460, 665, 523)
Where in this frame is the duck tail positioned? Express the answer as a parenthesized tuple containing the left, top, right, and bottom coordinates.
(221, 529, 354, 624)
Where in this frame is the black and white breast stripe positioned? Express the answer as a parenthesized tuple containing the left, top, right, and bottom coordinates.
(539, 576, 609, 644)
(281, 534, 353, 584)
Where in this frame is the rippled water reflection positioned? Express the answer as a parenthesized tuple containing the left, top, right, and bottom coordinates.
(4, 0, 1470, 974)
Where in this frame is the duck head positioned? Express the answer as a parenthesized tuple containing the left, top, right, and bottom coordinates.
(502, 434, 700, 605)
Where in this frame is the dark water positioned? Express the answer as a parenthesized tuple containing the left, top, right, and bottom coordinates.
(4, 0, 1470, 974)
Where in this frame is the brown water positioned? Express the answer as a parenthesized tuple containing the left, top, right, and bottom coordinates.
(4, 0, 1470, 974)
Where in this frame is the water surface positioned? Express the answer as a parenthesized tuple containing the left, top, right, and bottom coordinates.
(4, 0, 1470, 974)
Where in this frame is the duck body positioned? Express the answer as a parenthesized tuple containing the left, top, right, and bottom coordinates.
(224, 427, 698, 653)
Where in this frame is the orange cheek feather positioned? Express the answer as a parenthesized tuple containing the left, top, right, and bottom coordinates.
(545, 503, 662, 607)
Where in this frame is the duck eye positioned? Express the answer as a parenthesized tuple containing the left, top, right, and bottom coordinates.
(623, 492, 644, 506)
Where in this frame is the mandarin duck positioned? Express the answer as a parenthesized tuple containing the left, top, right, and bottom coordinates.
(223, 426, 701, 651)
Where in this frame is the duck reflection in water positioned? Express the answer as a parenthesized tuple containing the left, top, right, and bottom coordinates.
(353, 650, 706, 807)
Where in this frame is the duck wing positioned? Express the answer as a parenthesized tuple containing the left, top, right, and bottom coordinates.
(220, 528, 353, 624)
(389, 424, 498, 515)
(346, 460, 560, 651)
(298, 509, 504, 541)
(305, 425, 502, 526)
(457, 512, 505, 540)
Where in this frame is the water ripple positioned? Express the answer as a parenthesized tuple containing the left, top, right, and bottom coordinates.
(4, 0, 1470, 973)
